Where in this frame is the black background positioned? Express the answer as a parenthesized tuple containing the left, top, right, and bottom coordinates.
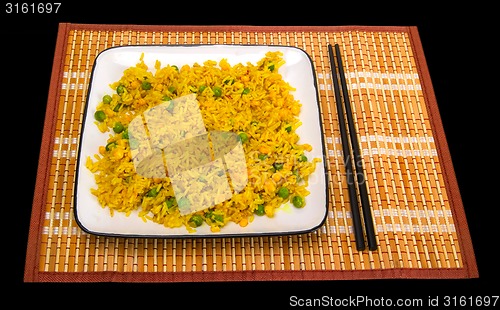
(4, 1, 497, 307)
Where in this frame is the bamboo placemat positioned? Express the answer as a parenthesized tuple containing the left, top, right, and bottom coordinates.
(24, 24, 478, 282)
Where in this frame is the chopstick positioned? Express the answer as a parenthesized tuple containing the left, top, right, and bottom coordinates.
(328, 43, 377, 251)
(327, 44, 365, 251)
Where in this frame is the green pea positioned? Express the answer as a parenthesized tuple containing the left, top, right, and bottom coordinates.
(162, 95, 172, 101)
(285, 125, 292, 133)
(268, 64, 275, 72)
(242, 88, 250, 95)
(94, 110, 106, 122)
(113, 103, 122, 112)
(102, 94, 112, 104)
(113, 122, 124, 133)
(238, 132, 248, 143)
(141, 81, 152, 90)
(254, 204, 265, 216)
(212, 86, 223, 97)
(188, 214, 204, 228)
(292, 196, 304, 208)
(116, 85, 125, 95)
(277, 187, 289, 199)
(199, 85, 207, 93)
(168, 86, 176, 94)
(298, 154, 308, 162)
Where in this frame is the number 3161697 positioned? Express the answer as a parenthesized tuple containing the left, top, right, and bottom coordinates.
(5, 3, 61, 13)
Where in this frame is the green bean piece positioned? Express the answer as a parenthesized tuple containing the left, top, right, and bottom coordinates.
(105, 142, 117, 151)
(103, 94, 112, 104)
(292, 196, 304, 208)
(94, 110, 106, 122)
(277, 187, 289, 199)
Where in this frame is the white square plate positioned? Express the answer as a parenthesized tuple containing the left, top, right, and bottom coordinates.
(75, 44, 328, 238)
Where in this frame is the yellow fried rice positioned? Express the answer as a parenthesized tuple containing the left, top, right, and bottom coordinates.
(85, 51, 320, 233)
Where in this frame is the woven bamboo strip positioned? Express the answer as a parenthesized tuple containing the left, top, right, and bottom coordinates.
(36, 28, 462, 274)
